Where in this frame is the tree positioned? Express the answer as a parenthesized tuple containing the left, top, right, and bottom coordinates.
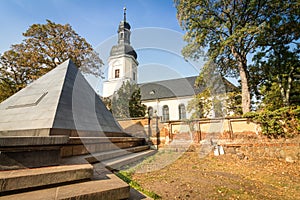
(111, 81, 146, 118)
(102, 97, 112, 111)
(251, 45, 300, 110)
(0, 20, 103, 102)
(249, 4, 300, 108)
(175, 0, 299, 114)
(129, 88, 147, 117)
(187, 61, 241, 118)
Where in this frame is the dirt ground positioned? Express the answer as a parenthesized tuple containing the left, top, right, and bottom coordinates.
(127, 145, 300, 200)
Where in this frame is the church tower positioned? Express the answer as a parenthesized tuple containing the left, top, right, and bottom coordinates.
(103, 7, 138, 97)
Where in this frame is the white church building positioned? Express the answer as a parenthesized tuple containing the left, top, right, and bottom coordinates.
(102, 9, 235, 121)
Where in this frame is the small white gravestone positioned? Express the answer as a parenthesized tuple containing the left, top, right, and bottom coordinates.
(214, 146, 219, 156)
(219, 145, 225, 155)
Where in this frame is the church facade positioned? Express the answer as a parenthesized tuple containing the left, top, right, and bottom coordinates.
(102, 10, 234, 121)
(139, 76, 201, 121)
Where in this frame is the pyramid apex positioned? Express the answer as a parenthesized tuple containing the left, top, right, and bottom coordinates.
(0, 56, 124, 137)
(59, 59, 75, 67)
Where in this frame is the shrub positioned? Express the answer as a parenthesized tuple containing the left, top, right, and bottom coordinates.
(244, 106, 300, 138)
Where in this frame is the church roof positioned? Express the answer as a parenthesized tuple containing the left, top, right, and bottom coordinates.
(118, 21, 131, 31)
(139, 76, 202, 101)
(0, 59, 124, 136)
(110, 43, 137, 59)
(139, 76, 237, 101)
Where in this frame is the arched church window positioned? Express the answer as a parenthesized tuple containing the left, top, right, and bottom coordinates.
(120, 33, 124, 39)
(148, 107, 153, 118)
(115, 69, 120, 78)
(179, 104, 186, 120)
(162, 105, 169, 122)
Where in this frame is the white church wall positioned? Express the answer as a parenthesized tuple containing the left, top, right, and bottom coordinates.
(102, 78, 132, 97)
(142, 96, 193, 121)
(104, 53, 138, 98)
(103, 80, 121, 97)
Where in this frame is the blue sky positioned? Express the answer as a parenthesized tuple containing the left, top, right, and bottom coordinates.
(0, 0, 205, 94)
(0, 0, 182, 51)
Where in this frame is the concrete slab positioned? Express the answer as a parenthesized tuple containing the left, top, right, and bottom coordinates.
(0, 136, 69, 147)
(59, 136, 147, 158)
(86, 145, 150, 163)
(67, 137, 144, 145)
(0, 164, 93, 192)
(2, 150, 61, 168)
(102, 150, 156, 170)
(0, 174, 130, 200)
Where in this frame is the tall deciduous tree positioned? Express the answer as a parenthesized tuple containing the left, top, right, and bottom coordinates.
(250, 2, 300, 108)
(187, 61, 241, 118)
(0, 20, 103, 102)
(111, 81, 146, 118)
(251, 45, 300, 109)
(175, 0, 299, 114)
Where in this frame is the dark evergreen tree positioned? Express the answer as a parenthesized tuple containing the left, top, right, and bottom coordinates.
(110, 81, 146, 118)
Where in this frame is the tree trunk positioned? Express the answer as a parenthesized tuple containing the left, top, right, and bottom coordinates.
(277, 66, 294, 107)
(278, 80, 287, 106)
(285, 66, 294, 106)
(231, 46, 251, 114)
(238, 61, 251, 114)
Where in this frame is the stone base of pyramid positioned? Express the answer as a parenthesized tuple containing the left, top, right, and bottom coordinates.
(50, 128, 131, 137)
(0, 134, 147, 169)
(0, 134, 152, 200)
(0, 128, 131, 137)
(0, 136, 69, 170)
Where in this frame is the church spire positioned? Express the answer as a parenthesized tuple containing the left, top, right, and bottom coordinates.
(103, 7, 138, 97)
(117, 7, 131, 45)
(123, 7, 126, 22)
(109, 7, 137, 60)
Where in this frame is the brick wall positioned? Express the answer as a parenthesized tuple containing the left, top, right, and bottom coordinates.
(118, 117, 261, 144)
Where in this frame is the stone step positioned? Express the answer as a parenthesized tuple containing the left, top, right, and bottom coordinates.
(86, 145, 150, 164)
(0, 136, 69, 147)
(0, 136, 70, 169)
(0, 173, 130, 200)
(61, 137, 146, 157)
(0, 164, 93, 193)
(60, 145, 151, 165)
(102, 149, 156, 171)
(67, 137, 145, 145)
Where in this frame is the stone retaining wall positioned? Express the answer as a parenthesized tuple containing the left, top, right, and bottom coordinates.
(220, 139, 300, 162)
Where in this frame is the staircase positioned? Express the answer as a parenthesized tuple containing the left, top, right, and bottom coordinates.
(60, 136, 156, 171)
(0, 136, 156, 199)
(0, 164, 129, 200)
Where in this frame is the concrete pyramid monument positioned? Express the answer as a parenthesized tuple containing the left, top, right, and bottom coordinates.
(0, 59, 126, 137)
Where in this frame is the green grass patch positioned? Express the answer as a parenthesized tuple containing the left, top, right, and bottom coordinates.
(116, 171, 161, 199)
